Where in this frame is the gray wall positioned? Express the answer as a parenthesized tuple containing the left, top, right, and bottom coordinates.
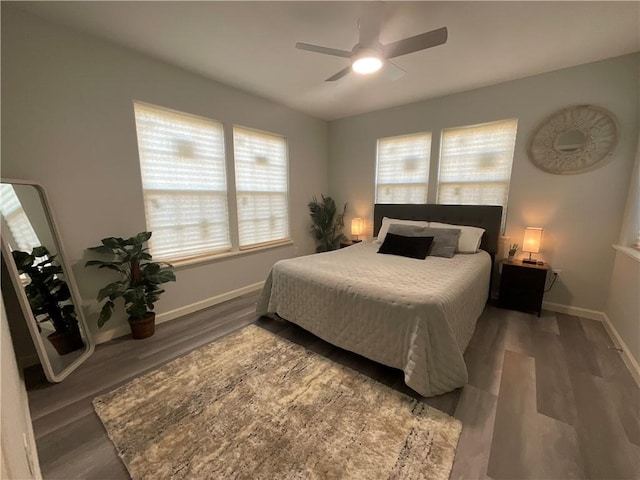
(1, 6, 328, 341)
(328, 53, 639, 312)
(1, 295, 42, 479)
(605, 148, 640, 366)
(605, 250, 640, 366)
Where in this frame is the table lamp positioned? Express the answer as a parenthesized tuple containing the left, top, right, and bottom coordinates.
(522, 227, 543, 264)
(351, 218, 364, 242)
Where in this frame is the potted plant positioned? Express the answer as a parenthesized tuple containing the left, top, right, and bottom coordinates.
(12, 246, 84, 355)
(508, 243, 519, 261)
(308, 195, 347, 252)
(85, 231, 175, 339)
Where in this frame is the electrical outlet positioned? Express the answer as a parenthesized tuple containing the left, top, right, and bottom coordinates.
(553, 269, 561, 277)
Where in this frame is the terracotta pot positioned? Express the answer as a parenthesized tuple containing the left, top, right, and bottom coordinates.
(47, 330, 84, 355)
(128, 312, 155, 339)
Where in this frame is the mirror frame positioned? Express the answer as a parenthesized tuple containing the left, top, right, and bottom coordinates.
(528, 104, 619, 175)
(1, 178, 94, 382)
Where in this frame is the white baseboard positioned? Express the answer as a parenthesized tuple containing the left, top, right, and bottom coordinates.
(543, 301, 640, 387)
(92, 324, 130, 345)
(600, 312, 640, 387)
(92, 281, 264, 345)
(542, 301, 604, 321)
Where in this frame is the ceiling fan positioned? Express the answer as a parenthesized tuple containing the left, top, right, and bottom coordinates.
(295, 4, 448, 82)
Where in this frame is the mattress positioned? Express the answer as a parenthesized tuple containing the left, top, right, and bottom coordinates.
(256, 241, 491, 396)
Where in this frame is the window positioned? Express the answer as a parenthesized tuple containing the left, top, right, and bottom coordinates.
(437, 119, 518, 225)
(375, 132, 431, 204)
(233, 126, 289, 248)
(134, 102, 230, 261)
(621, 147, 640, 251)
(0, 184, 41, 252)
(133, 103, 291, 262)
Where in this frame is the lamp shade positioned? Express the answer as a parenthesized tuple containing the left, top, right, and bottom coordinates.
(522, 227, 543, 253)
(351, 218, 364, 236)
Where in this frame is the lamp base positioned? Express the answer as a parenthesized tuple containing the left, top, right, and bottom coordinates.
(522, 258, 538, 264)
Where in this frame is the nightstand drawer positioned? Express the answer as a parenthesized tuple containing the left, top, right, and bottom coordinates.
(499, 286, 545, 313)
(501, 264, 547, 288)
(499, 260, 549, 316)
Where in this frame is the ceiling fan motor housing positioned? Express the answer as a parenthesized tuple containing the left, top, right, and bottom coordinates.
(351, 46, 384, 74)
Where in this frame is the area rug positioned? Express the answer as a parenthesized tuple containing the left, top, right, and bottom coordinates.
(93, 325, 461, 479)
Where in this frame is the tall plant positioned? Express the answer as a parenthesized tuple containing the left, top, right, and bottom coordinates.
(308, 195, 347, 252)
(85, 232, 175, 327)
(12, 246, 80, 335)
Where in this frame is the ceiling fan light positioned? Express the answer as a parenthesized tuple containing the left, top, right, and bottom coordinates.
(352, 54, 383, 74)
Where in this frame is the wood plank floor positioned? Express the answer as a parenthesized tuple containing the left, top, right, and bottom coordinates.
(24, 291, 640, 479)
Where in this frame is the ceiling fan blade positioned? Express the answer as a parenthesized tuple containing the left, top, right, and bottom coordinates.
(296, 42, 352, 58)
(382, 61, 405, 81)
(383, 26, 448, 59)
(326, 66, 352, 82)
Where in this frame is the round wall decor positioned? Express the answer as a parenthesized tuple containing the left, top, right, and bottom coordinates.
(528, 105, 618, 174)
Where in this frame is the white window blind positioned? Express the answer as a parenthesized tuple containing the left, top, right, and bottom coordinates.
(233, 126, 289, 248)
(376, 132, 431, 204)
(134, 102, 230, 261)
(437, 119, 518, 226)
(0, 184, 41, 252)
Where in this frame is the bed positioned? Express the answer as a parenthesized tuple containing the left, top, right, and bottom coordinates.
(256, 204, 503, 396)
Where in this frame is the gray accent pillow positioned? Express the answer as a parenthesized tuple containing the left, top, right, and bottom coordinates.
(388, 224, 461, 258)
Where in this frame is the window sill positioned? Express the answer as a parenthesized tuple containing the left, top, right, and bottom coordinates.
(612, 244, 640, 263)
(167, 240, 295, 270)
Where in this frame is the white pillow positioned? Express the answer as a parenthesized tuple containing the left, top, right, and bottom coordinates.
(375, 217, 430, 244)
(430, 222, 485, 253)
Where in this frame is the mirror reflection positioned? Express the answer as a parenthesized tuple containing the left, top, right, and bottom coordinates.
(554, 129, 587, 153)
(0, 182, 93, 382)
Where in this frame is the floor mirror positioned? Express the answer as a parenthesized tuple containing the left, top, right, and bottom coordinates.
(0, 179, 94, 382)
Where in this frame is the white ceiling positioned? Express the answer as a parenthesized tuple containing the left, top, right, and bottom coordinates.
(13, 1, 640, 121)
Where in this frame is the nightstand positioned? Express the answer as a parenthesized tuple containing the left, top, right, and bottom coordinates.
(498, 259, 550, 317)
(340, 240, 362, 248)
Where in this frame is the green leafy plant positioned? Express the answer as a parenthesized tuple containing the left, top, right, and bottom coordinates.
(308, 195, 347, 252)
(85, 232, 176, 328)
(508, 243, 519, 256)
(12, 246, 80, 335)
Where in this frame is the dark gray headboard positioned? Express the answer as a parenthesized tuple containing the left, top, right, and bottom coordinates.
(373, 204, 503, 255)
